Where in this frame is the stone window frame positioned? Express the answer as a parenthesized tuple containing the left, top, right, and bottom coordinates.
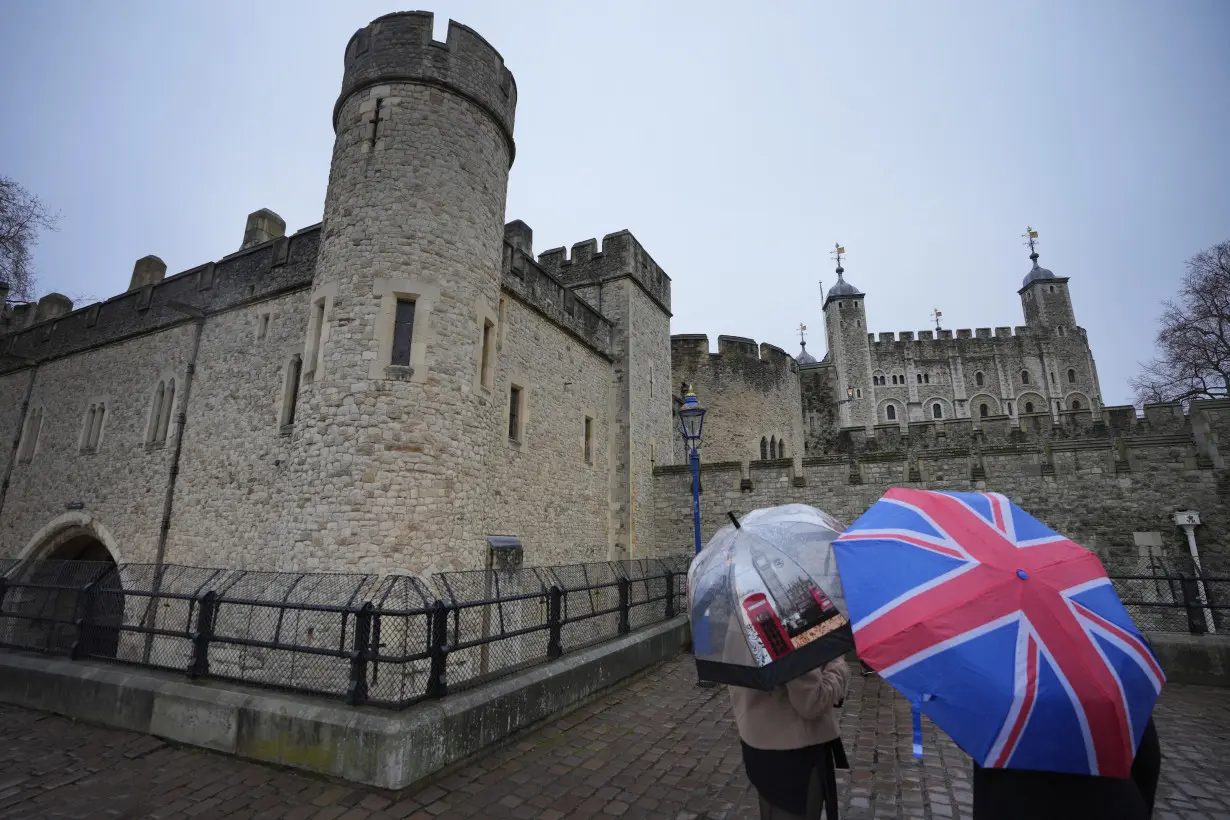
(80, 396, 109, 454)
(974, 370, 986, 388)
(1067, 368, 1077, 384)
(303, 281, 337, 382)
(970, 393, 1000, 420)
(1017, 391, 1047, 415)
(370, 277, 439, 383)
(760, 437, 768, 460)
(506, 374, 528, 447)
(17, 401, 46, 464)
(145, 371, 179, 449)
(472, 298, 499, 395)
(256, 311, 272, 342)
(1020, 369, 1031, 385)
(879, 398, 905, 425)
(279, 353, 304, 434)
(923, 396, 951, 421)
(1064, 390, 1091, 413)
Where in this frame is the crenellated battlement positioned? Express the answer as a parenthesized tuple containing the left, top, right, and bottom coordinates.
(669, 334, 799, 373)
(865, 322, 1091, 354)
(537, 230, 671, 312)
(335, 11, 517, 155)
(0, 222, 319, 373)
(810, 399, 1230, 469)
(501, 224, 613, 358)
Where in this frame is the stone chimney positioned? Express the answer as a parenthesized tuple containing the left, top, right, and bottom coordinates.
(241, 209, 286, 249)
(504, 220, 533, 257)
(34, 293, 73, 323)
(129, 255, 167, 291)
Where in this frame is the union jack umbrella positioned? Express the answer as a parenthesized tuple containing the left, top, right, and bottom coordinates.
(833, 488, 1165, 779)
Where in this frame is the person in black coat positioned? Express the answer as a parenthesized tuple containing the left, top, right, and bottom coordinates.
(971, 717, 1161, 819)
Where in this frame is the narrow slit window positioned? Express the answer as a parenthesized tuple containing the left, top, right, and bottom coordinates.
(760, 437, 768, 460)
(258, 313, 270, 341)
(20, 407, 43, 463)
(479, 319, 494, 388)
(158, 380, 176, 443)
(975, 371, 985, 387)
(508, 385, 522, 441)
(148, 381, 165, 444)
(1068, 368, 1076, 384)
(392, 298, 415, 367)
(308, 299, 326, 375)
(770, 436, 777, 459)
(1021, 370, 1030, 384)
(1025, 402, 1035, 414)
(583, 416, 593, 464)
(282, 355, 303, 428)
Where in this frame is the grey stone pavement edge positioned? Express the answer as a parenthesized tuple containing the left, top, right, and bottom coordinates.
(0, 654, 1226, 820)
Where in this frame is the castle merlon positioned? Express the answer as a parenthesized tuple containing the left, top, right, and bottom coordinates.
(0, 224, 321, 373)
(537, 230, 671, 313)
(867, 324, 1087, 349)
(335, 11, 517, 158)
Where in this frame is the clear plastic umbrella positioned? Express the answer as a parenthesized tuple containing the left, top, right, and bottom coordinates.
(687, 504, 855, 689)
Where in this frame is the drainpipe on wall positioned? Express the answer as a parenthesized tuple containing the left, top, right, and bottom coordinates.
(1173, 510, 1215, 634)
(0, 364, 39, 524)
(143, 304, 206, 662)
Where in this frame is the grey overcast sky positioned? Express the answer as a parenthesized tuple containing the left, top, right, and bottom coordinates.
(2, 0, 1227, 406)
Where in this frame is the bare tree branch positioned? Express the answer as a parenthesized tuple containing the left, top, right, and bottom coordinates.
(1131, 239, 1230, 406)
(0, 176, 60, 302)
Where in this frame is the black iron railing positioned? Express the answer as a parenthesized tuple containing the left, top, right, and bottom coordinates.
(1106, 557, 1229, 637)
(0, 556, 689, 709)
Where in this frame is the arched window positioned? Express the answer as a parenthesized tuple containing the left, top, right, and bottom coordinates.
(1049, 285, 1055, 293)
(158, 379, 176, 443)
(1025, 402, 1035, 414)
(760, 437, 768, 460)
(1067, 368, 1076, 384)
(980, 403, 989, 418)
(924, 373, 930, 384)
(1021, 370, 1030, 384)
(1007, 401, 1013, 415)
(886, 405, 897, 421)
(779, 439, 787, 458)
(975, 371, 985, 387)
(932, 403, 943, 419)
(917, 373, 923, 384)
(769, 436, 777, 459)
(1071, 399, 1082, 410)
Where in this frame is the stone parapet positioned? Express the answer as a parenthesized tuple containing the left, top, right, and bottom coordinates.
(537, 231, 671, 313)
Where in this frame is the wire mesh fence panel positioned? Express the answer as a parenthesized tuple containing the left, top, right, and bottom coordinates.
(367, 575, 437, 707)
(434, 568, 550, 692)
(208, 570, 377, 698)
(541, 563, 623, 654)
(658, 554, 691, 616)
(0, 560, 117, 655)
(89, 564, 233, 671)
(617, 559, 673, 632)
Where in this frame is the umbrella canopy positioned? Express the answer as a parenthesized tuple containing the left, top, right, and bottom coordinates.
(833, 488, 1165, 779)
(688, 504, 855, 689)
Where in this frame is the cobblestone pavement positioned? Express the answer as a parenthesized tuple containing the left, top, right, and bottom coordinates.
(0, 655, 1227, 819)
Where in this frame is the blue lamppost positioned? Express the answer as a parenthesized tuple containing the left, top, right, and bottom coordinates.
(678, 385, 707, 554)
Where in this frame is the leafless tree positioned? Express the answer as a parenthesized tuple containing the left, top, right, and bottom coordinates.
(1131, 240, 1230, 405)
(0, 176, 59, 302)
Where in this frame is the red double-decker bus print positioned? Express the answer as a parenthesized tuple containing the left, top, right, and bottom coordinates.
(742, 593, 793, 660)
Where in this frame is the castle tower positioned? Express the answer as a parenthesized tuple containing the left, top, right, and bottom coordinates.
(820, 245, 872, 428)
(1018, 228, 1076, 328)
(287, 12, 517, 572)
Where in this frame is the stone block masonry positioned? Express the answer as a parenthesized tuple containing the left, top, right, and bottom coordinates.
(655, 400, 1230, 571)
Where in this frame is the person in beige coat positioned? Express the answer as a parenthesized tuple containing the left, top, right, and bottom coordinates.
(726, 623, 851, 819)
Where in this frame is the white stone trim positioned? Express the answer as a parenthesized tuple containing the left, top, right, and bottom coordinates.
(370, 277, 440, 383)
(17, 511, 123, 564)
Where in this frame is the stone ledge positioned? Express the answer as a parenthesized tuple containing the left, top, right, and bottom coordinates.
(1146, 631, 1230, 688)
(0, 615, 690, 790)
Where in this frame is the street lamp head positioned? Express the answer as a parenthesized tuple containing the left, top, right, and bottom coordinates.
(846, 386, 854, 400)
(678, 385, 706, 446)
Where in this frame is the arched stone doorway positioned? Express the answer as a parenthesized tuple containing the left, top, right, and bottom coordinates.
(14, 527, 123, 659)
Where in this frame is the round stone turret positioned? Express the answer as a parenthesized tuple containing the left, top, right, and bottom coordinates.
(287, 11, 519, 573)
(335, 11, 517, 159)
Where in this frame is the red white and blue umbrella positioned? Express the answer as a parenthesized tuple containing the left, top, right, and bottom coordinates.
(833, 488, 1165, 779)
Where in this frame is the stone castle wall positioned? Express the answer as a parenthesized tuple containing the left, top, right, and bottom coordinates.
(670, 334, 804, 466)
(655, 399, 1230, 570)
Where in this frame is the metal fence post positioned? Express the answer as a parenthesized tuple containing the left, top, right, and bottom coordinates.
(70, 580, 97, 660)
(426, 600, 449, 698)
(1180, 578, 1207, 635)
(188, 590, 218, 679)
(664, 571, 675, 619)
(618, 577, 631, 635)
(347, 602, 374, 706)
(546, 585, 563, 660)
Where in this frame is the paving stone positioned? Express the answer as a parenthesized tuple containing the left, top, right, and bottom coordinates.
(0, 656, 1226, 819)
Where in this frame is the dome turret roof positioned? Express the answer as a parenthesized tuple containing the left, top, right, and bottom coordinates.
(1021, 252, 1056, 288)
(795, 342, 817, 365)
